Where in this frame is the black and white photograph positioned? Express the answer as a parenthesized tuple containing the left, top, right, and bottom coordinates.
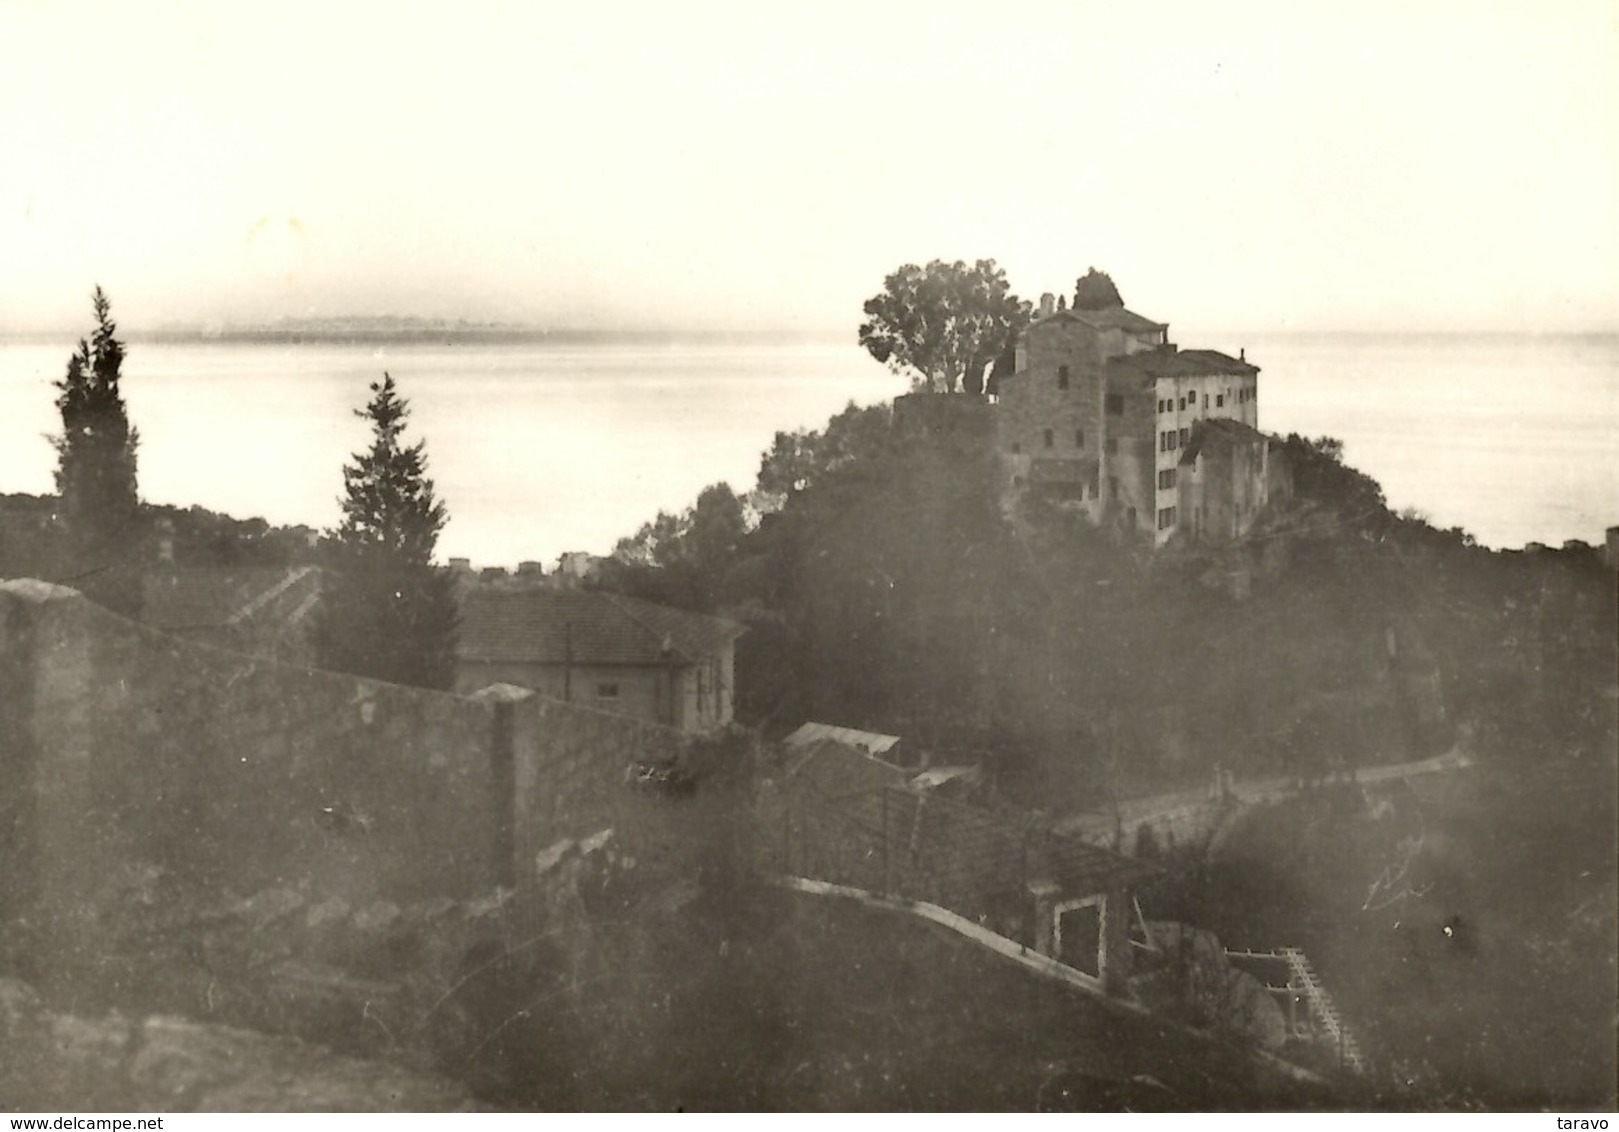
(0, 0, 1615, 1114)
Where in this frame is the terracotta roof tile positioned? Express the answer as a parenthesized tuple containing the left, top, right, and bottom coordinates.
(1108, 347, 1258, 385)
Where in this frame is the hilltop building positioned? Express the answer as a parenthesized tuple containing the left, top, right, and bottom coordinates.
(455, 587, 745, 733)
(996, 291, 1283, 546)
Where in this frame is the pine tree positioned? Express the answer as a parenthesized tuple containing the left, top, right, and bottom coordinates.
(316, 374, 459, 689)
(53, 286, 143, 616)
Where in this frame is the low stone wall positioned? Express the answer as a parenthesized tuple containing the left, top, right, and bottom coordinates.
(0, 581, 748, 1005)
(1, 581, 502, 985)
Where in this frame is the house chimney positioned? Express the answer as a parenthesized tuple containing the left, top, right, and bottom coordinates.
(1039, 293, 1055, 318)
(1239, 347, 1246, 362)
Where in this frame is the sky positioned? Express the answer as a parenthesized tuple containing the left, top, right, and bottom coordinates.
(2, 0, 1616, 338)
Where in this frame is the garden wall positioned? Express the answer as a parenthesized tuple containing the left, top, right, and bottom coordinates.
(0, 580, 718, 1002)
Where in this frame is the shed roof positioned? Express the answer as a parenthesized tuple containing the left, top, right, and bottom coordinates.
(782, 721, 903, 755)
(812, 782, 1161, 899)
(457, 587, 745, 666)
(1178, 417, 1270, 463)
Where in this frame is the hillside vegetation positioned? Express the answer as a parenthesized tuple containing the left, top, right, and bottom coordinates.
(600, 395, 1616, 809)
(598, 393, 1617, 1107)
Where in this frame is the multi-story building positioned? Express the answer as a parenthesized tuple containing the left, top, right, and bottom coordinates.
(996, 291, 1278, 546)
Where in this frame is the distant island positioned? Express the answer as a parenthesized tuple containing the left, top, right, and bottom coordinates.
(131, 316, 840, 348)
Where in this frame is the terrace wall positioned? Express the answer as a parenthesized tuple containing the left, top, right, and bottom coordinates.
(0, 580, 712, 999)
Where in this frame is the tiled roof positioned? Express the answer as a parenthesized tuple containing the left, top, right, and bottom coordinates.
(456, 587, 745, 666)
(1108, 346, 1258, 385)
(1179, 417, 1270, 463)
(1032, 307, 1166, 335)
(1067, 306, 1168, 334)
(783, 738, 909, 798)
(142, 566, 321, 631)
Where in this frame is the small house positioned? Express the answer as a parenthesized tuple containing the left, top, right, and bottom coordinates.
(455, 588, 745, 733)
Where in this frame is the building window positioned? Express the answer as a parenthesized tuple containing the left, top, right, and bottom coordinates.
(1012, 475, 1025, 487)
(1178, 397, 1185, 411)
(1057, 364, 1070, 390)
(1217, 394, 1225, 408)
(1074, 428, 1084, 448)
(596, 683, 620, 700)
(1104, 437, 1117, 455)
(1179, 427, 1190, 444)
(1157, 506, 1177, 530)
(1043, 428, 1054, 448)
(1105, 393, 1123, 415)
(1203, 395, 1209, 410)
(1158, 468, 1177, 490)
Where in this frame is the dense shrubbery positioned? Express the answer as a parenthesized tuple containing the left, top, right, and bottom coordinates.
(597, 401, 1614, 817)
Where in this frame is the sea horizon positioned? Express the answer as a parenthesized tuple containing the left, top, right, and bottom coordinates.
(2, 333, 1615, 567)
(3, 321, 1617, 349)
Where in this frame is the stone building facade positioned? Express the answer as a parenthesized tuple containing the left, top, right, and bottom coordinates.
(996, 292, 1277, 546)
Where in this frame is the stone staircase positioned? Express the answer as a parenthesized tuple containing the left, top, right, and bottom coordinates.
(1279, 946, 1366, 1073)
(1226, 946, 1367, 1074)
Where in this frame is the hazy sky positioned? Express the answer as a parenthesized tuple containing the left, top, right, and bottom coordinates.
(2, 0, 1616, 336)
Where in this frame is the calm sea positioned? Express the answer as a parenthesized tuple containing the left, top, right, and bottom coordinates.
(1, 334, 1614, 565)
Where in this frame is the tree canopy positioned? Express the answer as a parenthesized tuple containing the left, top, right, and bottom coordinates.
(858, 260, 1029, 395)
(1072, 267, 1124, 311)
(316, 374, 458, 689)
(53, 286, 143, 616)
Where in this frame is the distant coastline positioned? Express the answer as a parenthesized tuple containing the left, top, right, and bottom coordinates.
(2, 318, 1614, 350)
(0, 317, 848, 349)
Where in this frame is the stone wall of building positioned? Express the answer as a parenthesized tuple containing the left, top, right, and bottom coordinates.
(1106, 370, 1158, 533)
(457, 645, 738, 734)
(998, 319, 1105, 512)
(457, 658, 670, 722)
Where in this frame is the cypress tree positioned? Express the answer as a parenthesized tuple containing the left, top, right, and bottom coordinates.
(53, 286, 143, 616)
(316, 374, 459, 689)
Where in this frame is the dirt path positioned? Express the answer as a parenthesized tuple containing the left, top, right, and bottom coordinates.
(1055, 747, 1475, 844)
